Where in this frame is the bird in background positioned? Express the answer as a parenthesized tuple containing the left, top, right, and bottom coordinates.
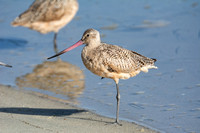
(0, 62, 12, 68)
(11, 0, 79, 54)
(47, 28, 157, 125)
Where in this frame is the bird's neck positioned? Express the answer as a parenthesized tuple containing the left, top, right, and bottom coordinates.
(85, 41, 101, 50)
(82, 42, 101, 58)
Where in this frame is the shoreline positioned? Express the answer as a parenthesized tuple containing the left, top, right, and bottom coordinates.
(0, 84, 159, 133)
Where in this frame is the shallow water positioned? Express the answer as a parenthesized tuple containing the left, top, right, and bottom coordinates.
(0, 0, 200, 132)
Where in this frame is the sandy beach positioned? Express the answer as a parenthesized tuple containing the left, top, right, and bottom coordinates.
(0, 84, 158, 133)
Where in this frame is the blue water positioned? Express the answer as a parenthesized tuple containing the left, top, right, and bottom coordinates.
(0, 0, 200, 132)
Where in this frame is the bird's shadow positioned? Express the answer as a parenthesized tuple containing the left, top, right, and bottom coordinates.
(0, 107, 121, 125)
(0, 107, 85, 116)
(0, 38, 27, 49)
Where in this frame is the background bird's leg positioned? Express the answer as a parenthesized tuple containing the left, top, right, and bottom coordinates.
(53, 32, 58, 53)
(115, 82, 121, 125)
(53, 32, 60, 60)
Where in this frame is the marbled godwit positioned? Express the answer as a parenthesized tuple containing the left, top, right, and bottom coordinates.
(12, 0, 78, 53)
(0, 61, 12, 67)
(47, 29, 157, 124)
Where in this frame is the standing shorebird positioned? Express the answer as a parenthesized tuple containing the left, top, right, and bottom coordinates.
(47, 29, 157, 124)
(0, 62, 12, 67)
(12, 0, 79, 53)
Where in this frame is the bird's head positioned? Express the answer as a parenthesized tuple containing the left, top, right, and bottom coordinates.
(47, 28, 100, 60)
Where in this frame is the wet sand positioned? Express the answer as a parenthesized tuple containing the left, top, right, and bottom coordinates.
(0, 84, 158, 133)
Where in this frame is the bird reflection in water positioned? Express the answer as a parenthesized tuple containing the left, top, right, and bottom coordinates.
(16, 60, 85, 104)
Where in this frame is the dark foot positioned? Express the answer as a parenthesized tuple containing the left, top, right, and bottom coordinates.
(106, 122, 122, 126)
(106, 121, 122, 126)
(114, 120, 122, 126)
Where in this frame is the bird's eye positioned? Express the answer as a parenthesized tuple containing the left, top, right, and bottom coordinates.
(87, 34, 90, 37)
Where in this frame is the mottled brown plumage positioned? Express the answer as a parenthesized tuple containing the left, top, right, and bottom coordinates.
(47, 28, 157, 124)
(81, 29, 157, 84)
(12, 0, 78, 33)
(12, 0, 78, 53)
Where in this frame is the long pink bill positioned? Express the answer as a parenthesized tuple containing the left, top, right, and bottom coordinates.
(47, 40, 83, 60)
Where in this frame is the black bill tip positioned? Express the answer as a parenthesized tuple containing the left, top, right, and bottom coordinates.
(6, 64, 12, 67)
(47, 52, 63, 60)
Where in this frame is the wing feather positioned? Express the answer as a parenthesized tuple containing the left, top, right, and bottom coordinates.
(12, 0, 68, 25)
(100, 44, 155, 73)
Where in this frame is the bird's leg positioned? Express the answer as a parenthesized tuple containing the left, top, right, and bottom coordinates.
(115, 83, 121, 125)
(53, 33, 58, 53)
(53, 33, 60, 60)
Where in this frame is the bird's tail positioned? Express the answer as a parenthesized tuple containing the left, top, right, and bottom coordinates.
(151, 58, 157, 62)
